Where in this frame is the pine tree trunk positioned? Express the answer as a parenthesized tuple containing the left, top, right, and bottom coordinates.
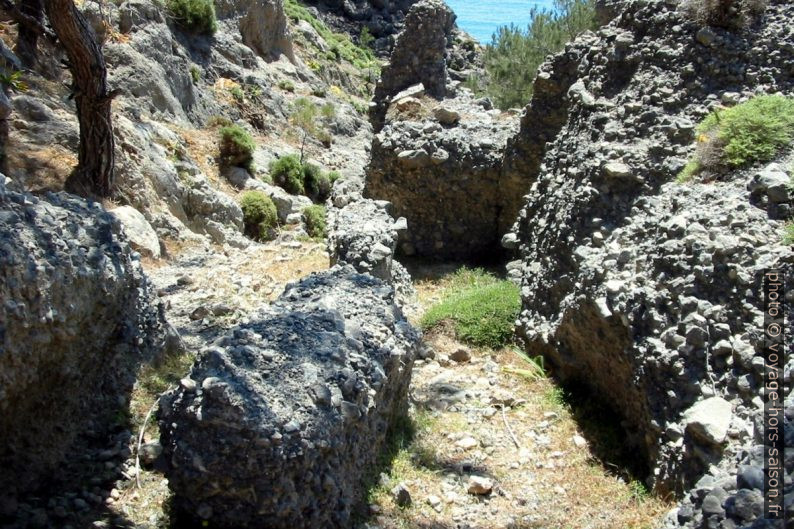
(0, 89, 11, 175)
(44, 0, 115, 198)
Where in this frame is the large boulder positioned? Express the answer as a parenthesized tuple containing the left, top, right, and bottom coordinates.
(370, 0, 456, 130)
(364, 91, 519, 260)
(110, 205, 162, 258)
(326, 196, 415, 304)
(0, 180, 168, 498)
(216, 0, 295, 62)
(158, 265, 420, 528)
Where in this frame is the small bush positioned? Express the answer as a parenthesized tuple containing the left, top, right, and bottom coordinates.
(328, 170, 342, 184)
(189, 64, 201, 83)
(229, 86, 244, 102)
(166, 0, 217, 35)
(278, 79, 295, 92)
(206, 115, 233, 128)
(240, 191, 278, 241)
(270, 155, 304, 195)
(219, 125, 256, 171)
(302, 163, 331, 202)
(680, 0, 767, 28)
(421, 269, 521, 349)
(681, 95, 794, 181)
(302, 205, 327, 239)
(784, 222, 794, 245)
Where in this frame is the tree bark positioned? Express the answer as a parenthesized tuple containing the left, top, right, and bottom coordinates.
(44, 0, 115, 198)
(0, 88, 11, 176)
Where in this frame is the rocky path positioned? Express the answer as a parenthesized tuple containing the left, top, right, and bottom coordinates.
(361, 276, 672, 529)
(105, 242, 671, 529)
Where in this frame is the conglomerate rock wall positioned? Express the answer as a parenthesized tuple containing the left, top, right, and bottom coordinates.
(504, 0, 794, 526)
(0, 178, 169, 499)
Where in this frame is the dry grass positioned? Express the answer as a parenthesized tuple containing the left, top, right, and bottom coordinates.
(363, 273, 673, 529)
(6, 143, 76, 192)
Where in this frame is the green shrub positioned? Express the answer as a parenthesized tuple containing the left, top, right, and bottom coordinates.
(270, 154, 305, 195)
(682, 95, 794, 181)
(189, 64, 201, 83)
(328, 170, 342, 184)
(360, 26, 375, 49)
(421, 268, 521, 349)
(219, 125, 255, 171)
(302, 205, 327, 239)
(166, 0, 217, 35)
(784, 222, 794, 245)
(702, 95, 794, 166)
(230, 86, 244, 102)
(482, 0, 597, 109)
(680, 0, 767, 29)
(278, 79, 295, 92)
(283, 0, 379, 75)
(240, 191, 278, 241)
(206, 115, 233, 128)
(302, 163, 331, 202)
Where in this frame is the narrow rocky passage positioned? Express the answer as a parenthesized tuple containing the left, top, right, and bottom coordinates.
(360, 267, 672, 529)
(112, 245, 672, 529)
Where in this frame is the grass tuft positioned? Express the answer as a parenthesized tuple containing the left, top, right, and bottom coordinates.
(240, 191, 279, 241)
(166, 0, 217, 35)
(302, 205, 327, 239)
(783, 222, 794, 245)
(420, 268, 520, 349)
(503, 347, 547, 381)
(681, 95, 794, 181)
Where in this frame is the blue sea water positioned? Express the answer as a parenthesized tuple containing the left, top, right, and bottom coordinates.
(445, 0, 557, 44)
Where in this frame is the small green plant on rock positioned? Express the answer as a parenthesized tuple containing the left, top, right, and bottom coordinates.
(302, 205, 327, 239)
(277, 79, 295, 92)
(240, 191, 278, 241)
(359, 27, 375, 49)
(783, 222, 794, 245)
(270, 154, 305, 195)
(166, 0, 217, 35)
(189, 64, 201, 83)
(679, 94, 794, 182)
(0, 70, 28, 92)
(219, 125, 256, 172)
(289, 97, 336, 162)
(680, 0, 767, 29)
(421, 268, 521, 349)
(229, 86, 245, 102)
(302, 163, 331, 203)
